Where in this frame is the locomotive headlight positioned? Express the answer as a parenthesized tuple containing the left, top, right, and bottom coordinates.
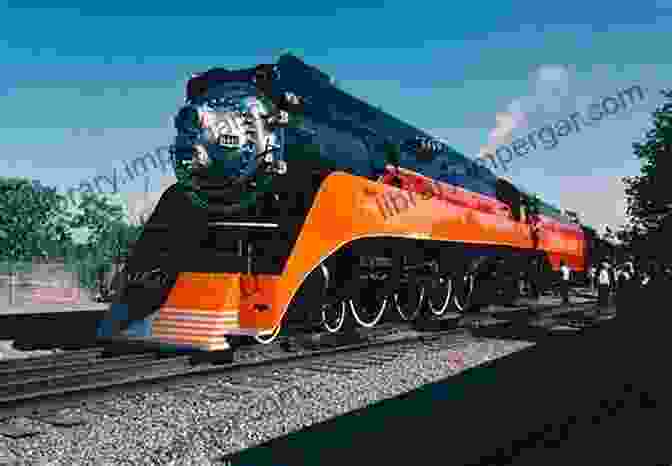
(192, 144, 210, 168)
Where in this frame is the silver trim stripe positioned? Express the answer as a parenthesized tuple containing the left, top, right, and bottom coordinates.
(208, 222, 279, 228)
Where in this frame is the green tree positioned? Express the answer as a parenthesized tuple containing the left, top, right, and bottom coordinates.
(622, 89, 672, 263)
(68, 192, 126, 250)
(0, 178, 142, 295)
(66, 192, 133, 290)
(0, 177, 72, 264)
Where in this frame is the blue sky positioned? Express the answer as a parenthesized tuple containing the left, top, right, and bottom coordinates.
(1, 0, 670, 233)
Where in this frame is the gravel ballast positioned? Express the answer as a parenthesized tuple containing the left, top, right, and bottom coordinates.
(0, 336, 534, 465)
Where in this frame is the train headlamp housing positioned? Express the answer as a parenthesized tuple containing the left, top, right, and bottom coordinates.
(192, 144, 210, 169)
(172, 77, 291, 191)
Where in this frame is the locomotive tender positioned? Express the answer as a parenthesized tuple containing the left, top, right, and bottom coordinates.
(97, 53, 598, 350)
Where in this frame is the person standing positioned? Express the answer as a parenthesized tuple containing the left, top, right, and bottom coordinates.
(609, 261, 617, 295)
(95, 265, 108, 302)
(646, 262, 659, 286)
(615, 266, 624, 291)
(622, 266, 631, 285)
(616, 263, 636, 320)
(588, 265, 597, 292)
(627, 261, 636, 286)
(615, 265, 631, 310)
(641, 271, 651, 287)
(559, 260, 571, 305)
(597, 262, 611, 312)
(626, 260, 635, 278)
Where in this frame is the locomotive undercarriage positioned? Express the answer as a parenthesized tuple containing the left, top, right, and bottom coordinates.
(226, 234, 547, 346)
(287, 238, 545, 341)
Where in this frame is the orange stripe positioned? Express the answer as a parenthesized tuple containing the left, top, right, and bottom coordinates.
(158, 308, 238, 318)
(151, 334, 228, 344)
(156, 311, 238, 321)
(152, 317, 238, 327)
(153, 319, 238, 329)
(152, 326, 234, 337)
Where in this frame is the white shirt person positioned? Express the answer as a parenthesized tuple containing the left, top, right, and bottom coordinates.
(599, 267, 611, 286)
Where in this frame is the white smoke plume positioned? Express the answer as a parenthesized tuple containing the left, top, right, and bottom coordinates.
(533, 65, 570, 113)
(476, 64, 571, 165)
(475, 101, 527, 162)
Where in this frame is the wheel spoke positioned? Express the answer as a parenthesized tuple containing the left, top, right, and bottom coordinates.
(453, 273, 475, 312)
(395, 279, 425, 321)
(349, 296, 388, 328)
(322, 300, 346, 333)
(348, 257, 391, 328)
(427, 275, 453, 317)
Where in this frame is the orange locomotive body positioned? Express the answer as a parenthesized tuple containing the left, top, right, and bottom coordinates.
(98, 54, 591, 351)
(148, 168, 586, 349)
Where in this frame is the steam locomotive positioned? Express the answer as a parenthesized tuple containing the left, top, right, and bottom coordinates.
(96, 54, 600, 351)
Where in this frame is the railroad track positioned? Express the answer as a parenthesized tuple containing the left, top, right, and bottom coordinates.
(166, 329, 475, 414)
(0, 348, 190, 404)
(0, 299, 603, 438)
(232, 320, 423, 363)
(0, 325, 472, 440)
